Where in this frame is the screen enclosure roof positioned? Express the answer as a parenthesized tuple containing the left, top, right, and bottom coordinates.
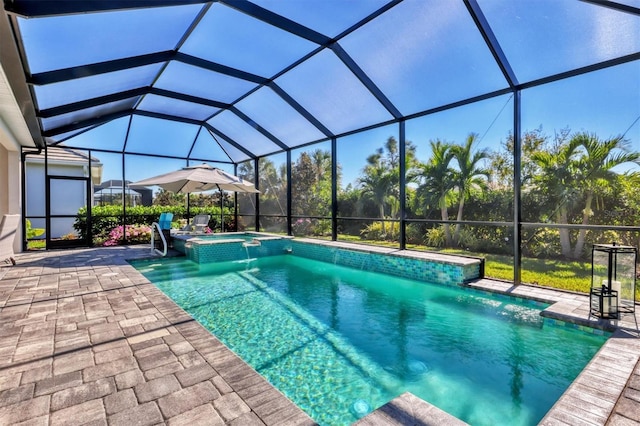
(3, 0, 639, 164)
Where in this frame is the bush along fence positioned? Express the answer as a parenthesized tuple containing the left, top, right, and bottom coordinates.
(74, 205, 234, 246)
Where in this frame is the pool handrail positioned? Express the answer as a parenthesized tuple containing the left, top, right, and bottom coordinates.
(151, 222, 168, 257)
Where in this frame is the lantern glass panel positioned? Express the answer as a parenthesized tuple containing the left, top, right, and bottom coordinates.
(591, 244, 637, 314)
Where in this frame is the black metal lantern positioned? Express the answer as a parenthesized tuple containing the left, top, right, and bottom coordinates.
(590, 243, 637, 318)
(589, 286, 618, 319)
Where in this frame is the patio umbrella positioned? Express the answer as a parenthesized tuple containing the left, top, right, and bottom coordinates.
(132, 164, 259, 230)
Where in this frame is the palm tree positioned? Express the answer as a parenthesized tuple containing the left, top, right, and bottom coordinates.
(530, 137, 583, 257)
(359, 154, 393, 233)
(531, 133, 640, 258)
(237, 159, 286, 215)
(357, 137, 409, 234)
(310, 149, 332, 184)
(451, 133, 490, 244)
(571, 133, 640, 258)
(237, 160, 255, 181)
(414, 140, 456, 246)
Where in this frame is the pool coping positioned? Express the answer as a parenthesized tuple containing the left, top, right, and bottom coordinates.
(293, 238, 482, 268)
(1, 244, 639, 425)
(354, 392, 468, 425)
(172, 231, 293, 245)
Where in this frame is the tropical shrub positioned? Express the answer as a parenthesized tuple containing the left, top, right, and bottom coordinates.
(405, 222, 426, 245)
(522, 228, 562, 258)
(311, 219, 332, 236)
(361, 221, 399, 241)
(453, 227, 478, 249)
(425, 226, 446, 247)
(26, 219, 45, 239)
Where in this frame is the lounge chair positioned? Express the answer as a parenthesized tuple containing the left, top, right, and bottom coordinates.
(176, 214, 210, 234)
(190, 214, 210, 233)
(0, 214, 20, 265)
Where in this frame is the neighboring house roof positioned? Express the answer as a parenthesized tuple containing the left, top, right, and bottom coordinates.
(95, 179, 152, 191)
(25, 147, 102, 166)
(25, 147, 103, 184)
(95, 180, 151, 197)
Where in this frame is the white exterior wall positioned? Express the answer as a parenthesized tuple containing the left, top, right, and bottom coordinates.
(0, 139, 22, 253)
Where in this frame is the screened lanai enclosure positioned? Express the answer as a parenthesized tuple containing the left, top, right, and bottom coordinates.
(2, 0, 639, 286)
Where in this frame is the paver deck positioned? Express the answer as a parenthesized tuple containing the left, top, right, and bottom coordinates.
(0, 245, 639, 425)
(0, 246, 313, 426)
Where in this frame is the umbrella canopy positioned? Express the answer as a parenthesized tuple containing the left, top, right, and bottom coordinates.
(132, 164, 258, 231)
(132, 164, 259, 194)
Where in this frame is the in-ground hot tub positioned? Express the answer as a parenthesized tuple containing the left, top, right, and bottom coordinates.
(172, 231, 294, 264)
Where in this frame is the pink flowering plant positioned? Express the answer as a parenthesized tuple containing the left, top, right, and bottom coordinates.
(103, 224, 152, 246)
(292, 218, 312, 236)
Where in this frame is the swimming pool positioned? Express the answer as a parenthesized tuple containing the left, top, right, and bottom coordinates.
(134, 255, 607, 425)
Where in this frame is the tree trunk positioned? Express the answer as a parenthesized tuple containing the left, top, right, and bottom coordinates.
(454, 197, 465, 244)
(557, 206, 572, 258)
(440, 195, 451, 246)
(380, 203, 386, 234)
(573, 192, 593, 259)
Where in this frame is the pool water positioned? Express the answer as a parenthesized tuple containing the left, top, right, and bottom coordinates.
(134, 255, 607, 426)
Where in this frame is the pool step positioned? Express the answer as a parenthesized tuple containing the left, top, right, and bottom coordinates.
(138, 259, 256, 282)
(137, 262, 201, 281)
(432, 294, 543, 328)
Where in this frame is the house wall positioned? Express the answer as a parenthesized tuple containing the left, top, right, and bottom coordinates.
(0, 138, 22, 253)
(0, 144, 7, 213)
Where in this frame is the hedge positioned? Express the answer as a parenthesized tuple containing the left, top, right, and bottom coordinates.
(74, 205, 233, 245)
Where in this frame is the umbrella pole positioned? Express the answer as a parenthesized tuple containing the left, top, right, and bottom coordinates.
(186, 192, 190, 223)
(219, 187, 223, 233)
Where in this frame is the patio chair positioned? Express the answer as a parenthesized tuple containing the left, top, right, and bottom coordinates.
(0, 214, 20, 266)
(158, 212, 173, 230)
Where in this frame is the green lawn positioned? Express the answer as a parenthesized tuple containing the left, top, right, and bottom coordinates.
(429, 245, 639, 299)
(442, 249, 593, 294)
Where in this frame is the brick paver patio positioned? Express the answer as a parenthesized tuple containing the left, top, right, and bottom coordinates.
(0, 246, 313, 425)
(0, 245, 639, 425)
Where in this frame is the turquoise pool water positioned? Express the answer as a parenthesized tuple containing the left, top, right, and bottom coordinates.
(134, 255, 607, 425)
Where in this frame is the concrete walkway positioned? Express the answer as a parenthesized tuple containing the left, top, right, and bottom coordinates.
(0, 245, 639, 425)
